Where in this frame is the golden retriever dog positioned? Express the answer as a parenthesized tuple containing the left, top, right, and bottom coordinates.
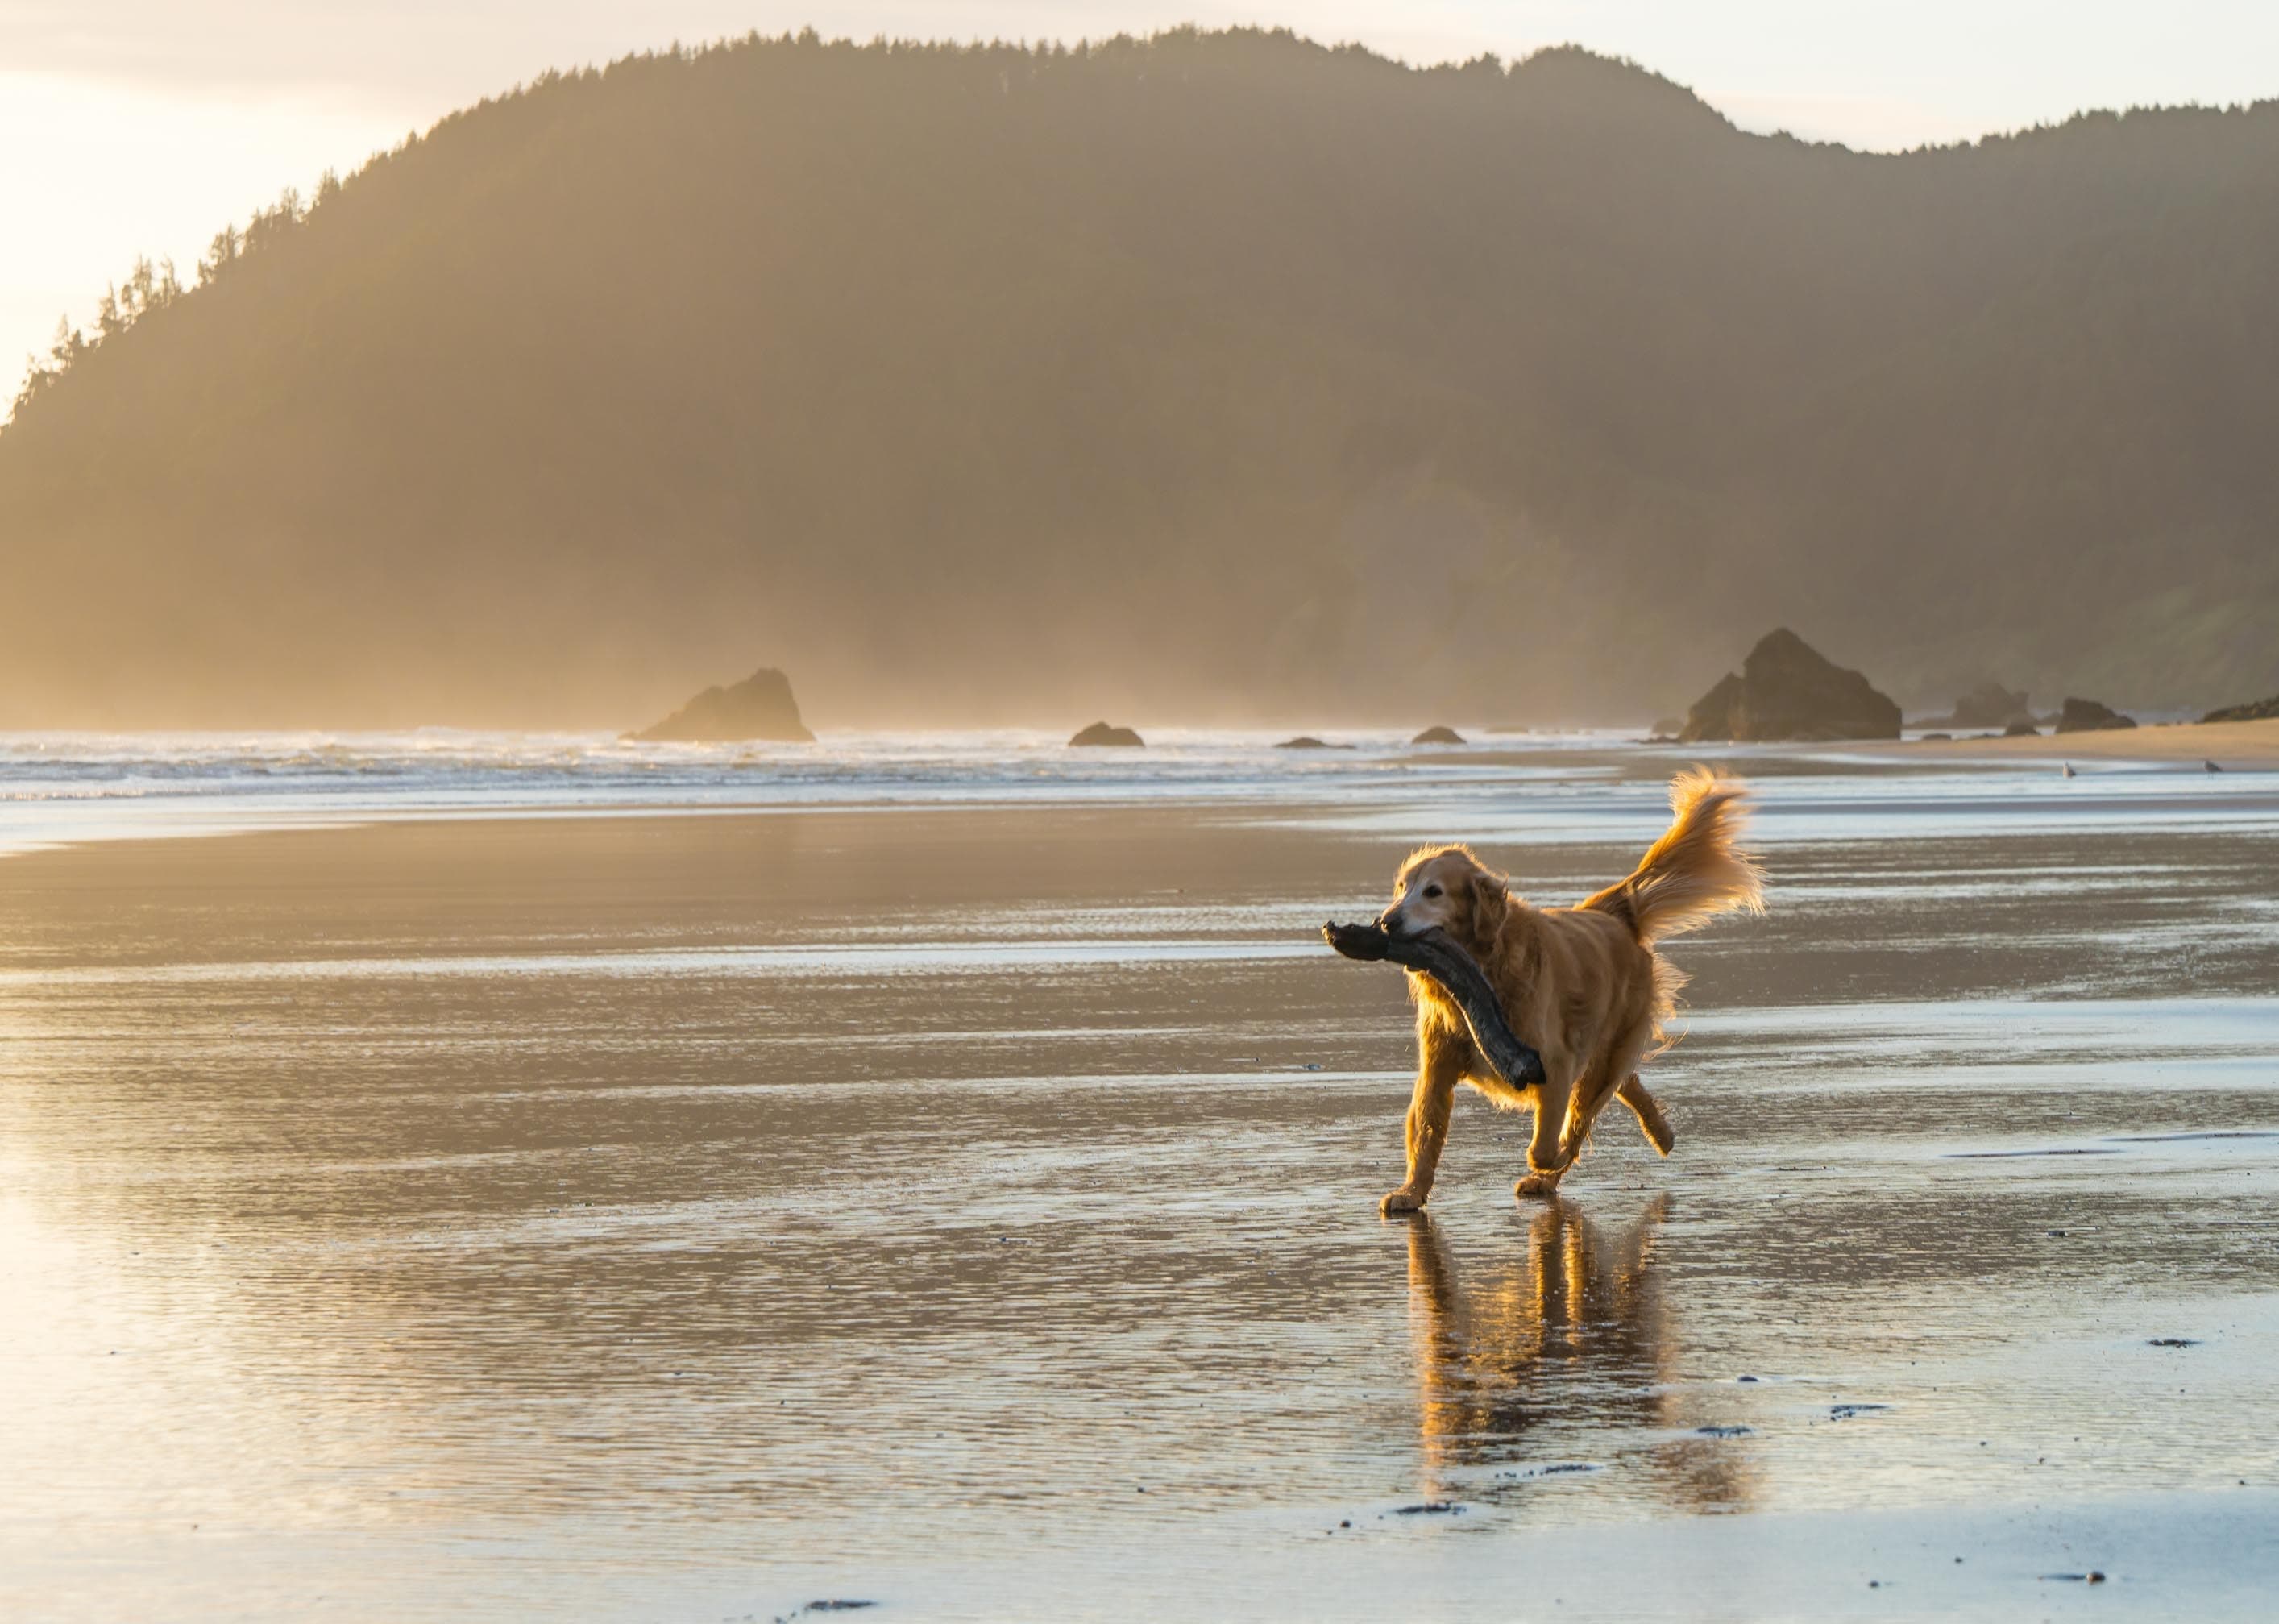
(1376, 770, 1762, 1212)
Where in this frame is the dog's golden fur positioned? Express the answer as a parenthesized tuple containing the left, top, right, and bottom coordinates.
(1376, 770, 1763, 1212)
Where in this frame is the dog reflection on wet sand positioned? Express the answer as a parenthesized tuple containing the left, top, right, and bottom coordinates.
(1405, 1199, 1755, 1511)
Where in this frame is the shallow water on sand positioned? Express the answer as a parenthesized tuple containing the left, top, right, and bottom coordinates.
(3, 781, 2278, 1619)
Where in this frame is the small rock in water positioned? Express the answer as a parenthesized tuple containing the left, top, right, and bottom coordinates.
(2148, 1337, 2199, 1348)
(1392, 1501, 1465, 1515)
(1829, 1403, 1891, 1420)
(1696, 1424, 1753, 1438)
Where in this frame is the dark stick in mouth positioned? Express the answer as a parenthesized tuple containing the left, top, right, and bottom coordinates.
(1321, 920, 1547, 1089)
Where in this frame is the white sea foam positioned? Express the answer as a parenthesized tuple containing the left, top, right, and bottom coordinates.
(0, 725, 1594, 852)
(0, 725, 2273, 854)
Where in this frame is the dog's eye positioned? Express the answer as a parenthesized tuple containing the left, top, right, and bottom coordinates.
(1422, 884, 1443, 899)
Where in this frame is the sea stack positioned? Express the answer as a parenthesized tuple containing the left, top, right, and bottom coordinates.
(629, 667, 814, 742)
(1069, 721, 1144, 747)
(1948, 682, 2033, 730)
(2054, 697, 2136, 733)
(1411, 725, 1466, 746)
(1677, 629, 1901, 742)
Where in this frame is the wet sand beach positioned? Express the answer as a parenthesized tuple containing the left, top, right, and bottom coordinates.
(5, 773, 2279, 1619)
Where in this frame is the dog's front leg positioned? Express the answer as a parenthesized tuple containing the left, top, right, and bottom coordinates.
(1382, 1021, 1467, 1215)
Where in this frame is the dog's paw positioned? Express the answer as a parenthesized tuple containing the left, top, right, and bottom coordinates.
(1379, 1187, 1426, 1215)
(1513, 1171, 1563, 1199)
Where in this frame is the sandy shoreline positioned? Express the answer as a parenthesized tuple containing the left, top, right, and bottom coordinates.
(4, 794, 2277, 1619)
(1870, 713, 2279, 768)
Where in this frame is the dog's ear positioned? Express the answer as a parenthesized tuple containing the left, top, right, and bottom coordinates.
(1467, 869, 1510, 939)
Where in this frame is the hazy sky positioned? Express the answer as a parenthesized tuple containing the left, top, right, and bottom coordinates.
(6, 2, 2278, 390)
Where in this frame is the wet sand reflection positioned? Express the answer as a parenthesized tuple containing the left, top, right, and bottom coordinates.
(5, 803, 2277, 1618)
(1404, 1198, 1755, 1513)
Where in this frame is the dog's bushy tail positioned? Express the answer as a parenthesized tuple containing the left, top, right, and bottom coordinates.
(1584, 769, 1765, 945)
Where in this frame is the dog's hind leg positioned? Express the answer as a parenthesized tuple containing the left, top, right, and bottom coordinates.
(1554, 1016, 1657, 1169)
(1514, 1068, 1575, 1198)
(1560, 1064, 1628, 1166)
(1617, 1075, 1675, 1156)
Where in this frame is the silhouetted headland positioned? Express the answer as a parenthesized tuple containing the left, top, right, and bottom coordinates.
(3, 29, 2277, 727)
(2204, 692, 2279, 724)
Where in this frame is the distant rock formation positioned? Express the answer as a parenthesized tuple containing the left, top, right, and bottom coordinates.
(1948, 682, 2032, 729)
(1677, 629, 1901, 742)
(2202, 693, 2279, 724)
(1069, 721, 1144, 747)
(2054, 696, 2136, 733)
(1411, 725, 1466, 745)
(629, 667, 813, 742)
(1276, 735, 1348, 750)
(2003, 721, 2041, 737)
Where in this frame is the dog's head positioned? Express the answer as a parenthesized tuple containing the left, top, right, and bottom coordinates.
(1382, 844, 1511, 954)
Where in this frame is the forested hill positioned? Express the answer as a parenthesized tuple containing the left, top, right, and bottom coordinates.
(6, 27, 2277, 729)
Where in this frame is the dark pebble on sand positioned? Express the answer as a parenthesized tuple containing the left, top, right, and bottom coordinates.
(1830, 1403, 1891, 1419)
(1696, 1424, 1754, 1438)
(1392, 1501, 1465, 1515)
(2148, 1337, 2198, 1347)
